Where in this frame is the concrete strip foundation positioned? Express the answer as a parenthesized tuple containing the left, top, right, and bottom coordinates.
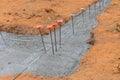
(0, 0, 111, 78)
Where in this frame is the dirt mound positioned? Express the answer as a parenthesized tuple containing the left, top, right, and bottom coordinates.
(0, 0, 95, 35)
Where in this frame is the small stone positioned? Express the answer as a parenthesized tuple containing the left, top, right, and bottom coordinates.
(87, 38, 95, 45)
(8, 62, 12, 64)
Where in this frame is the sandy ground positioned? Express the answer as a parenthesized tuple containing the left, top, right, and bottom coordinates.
(0, 0, 96, 35)
(69, 0, 120, 80)
(0, 0, 120, 80)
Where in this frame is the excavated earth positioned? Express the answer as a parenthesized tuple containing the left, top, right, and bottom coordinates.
(0, 0, 96, 35)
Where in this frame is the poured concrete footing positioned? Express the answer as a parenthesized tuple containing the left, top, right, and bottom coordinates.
(0, 0, 111, 78)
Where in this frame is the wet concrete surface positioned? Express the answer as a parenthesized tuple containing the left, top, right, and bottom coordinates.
(0, 0, 111, 78)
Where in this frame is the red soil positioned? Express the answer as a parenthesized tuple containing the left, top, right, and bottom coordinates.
(0, 0, 96, 35)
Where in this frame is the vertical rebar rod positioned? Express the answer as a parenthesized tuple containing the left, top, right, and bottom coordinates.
(82, 11, 84, 26)
(89, 6, 91, 18)
(0, 32, 7, 47)
(71, 17, 75, 35)
(53, 28, 57, 52)
(99, 1, 101, 11)
(50, 30, 54, 55)
(57, 20, 63, 48)
(59, 25, 61, 48)
(103, 0, 105, 6)
(94, 3, 96, 14)
(39, 30, 47, 54)
(101, 0, 104, 6)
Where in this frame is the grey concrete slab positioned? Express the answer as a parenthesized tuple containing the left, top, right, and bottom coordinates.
(0, 0, 111, 78)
